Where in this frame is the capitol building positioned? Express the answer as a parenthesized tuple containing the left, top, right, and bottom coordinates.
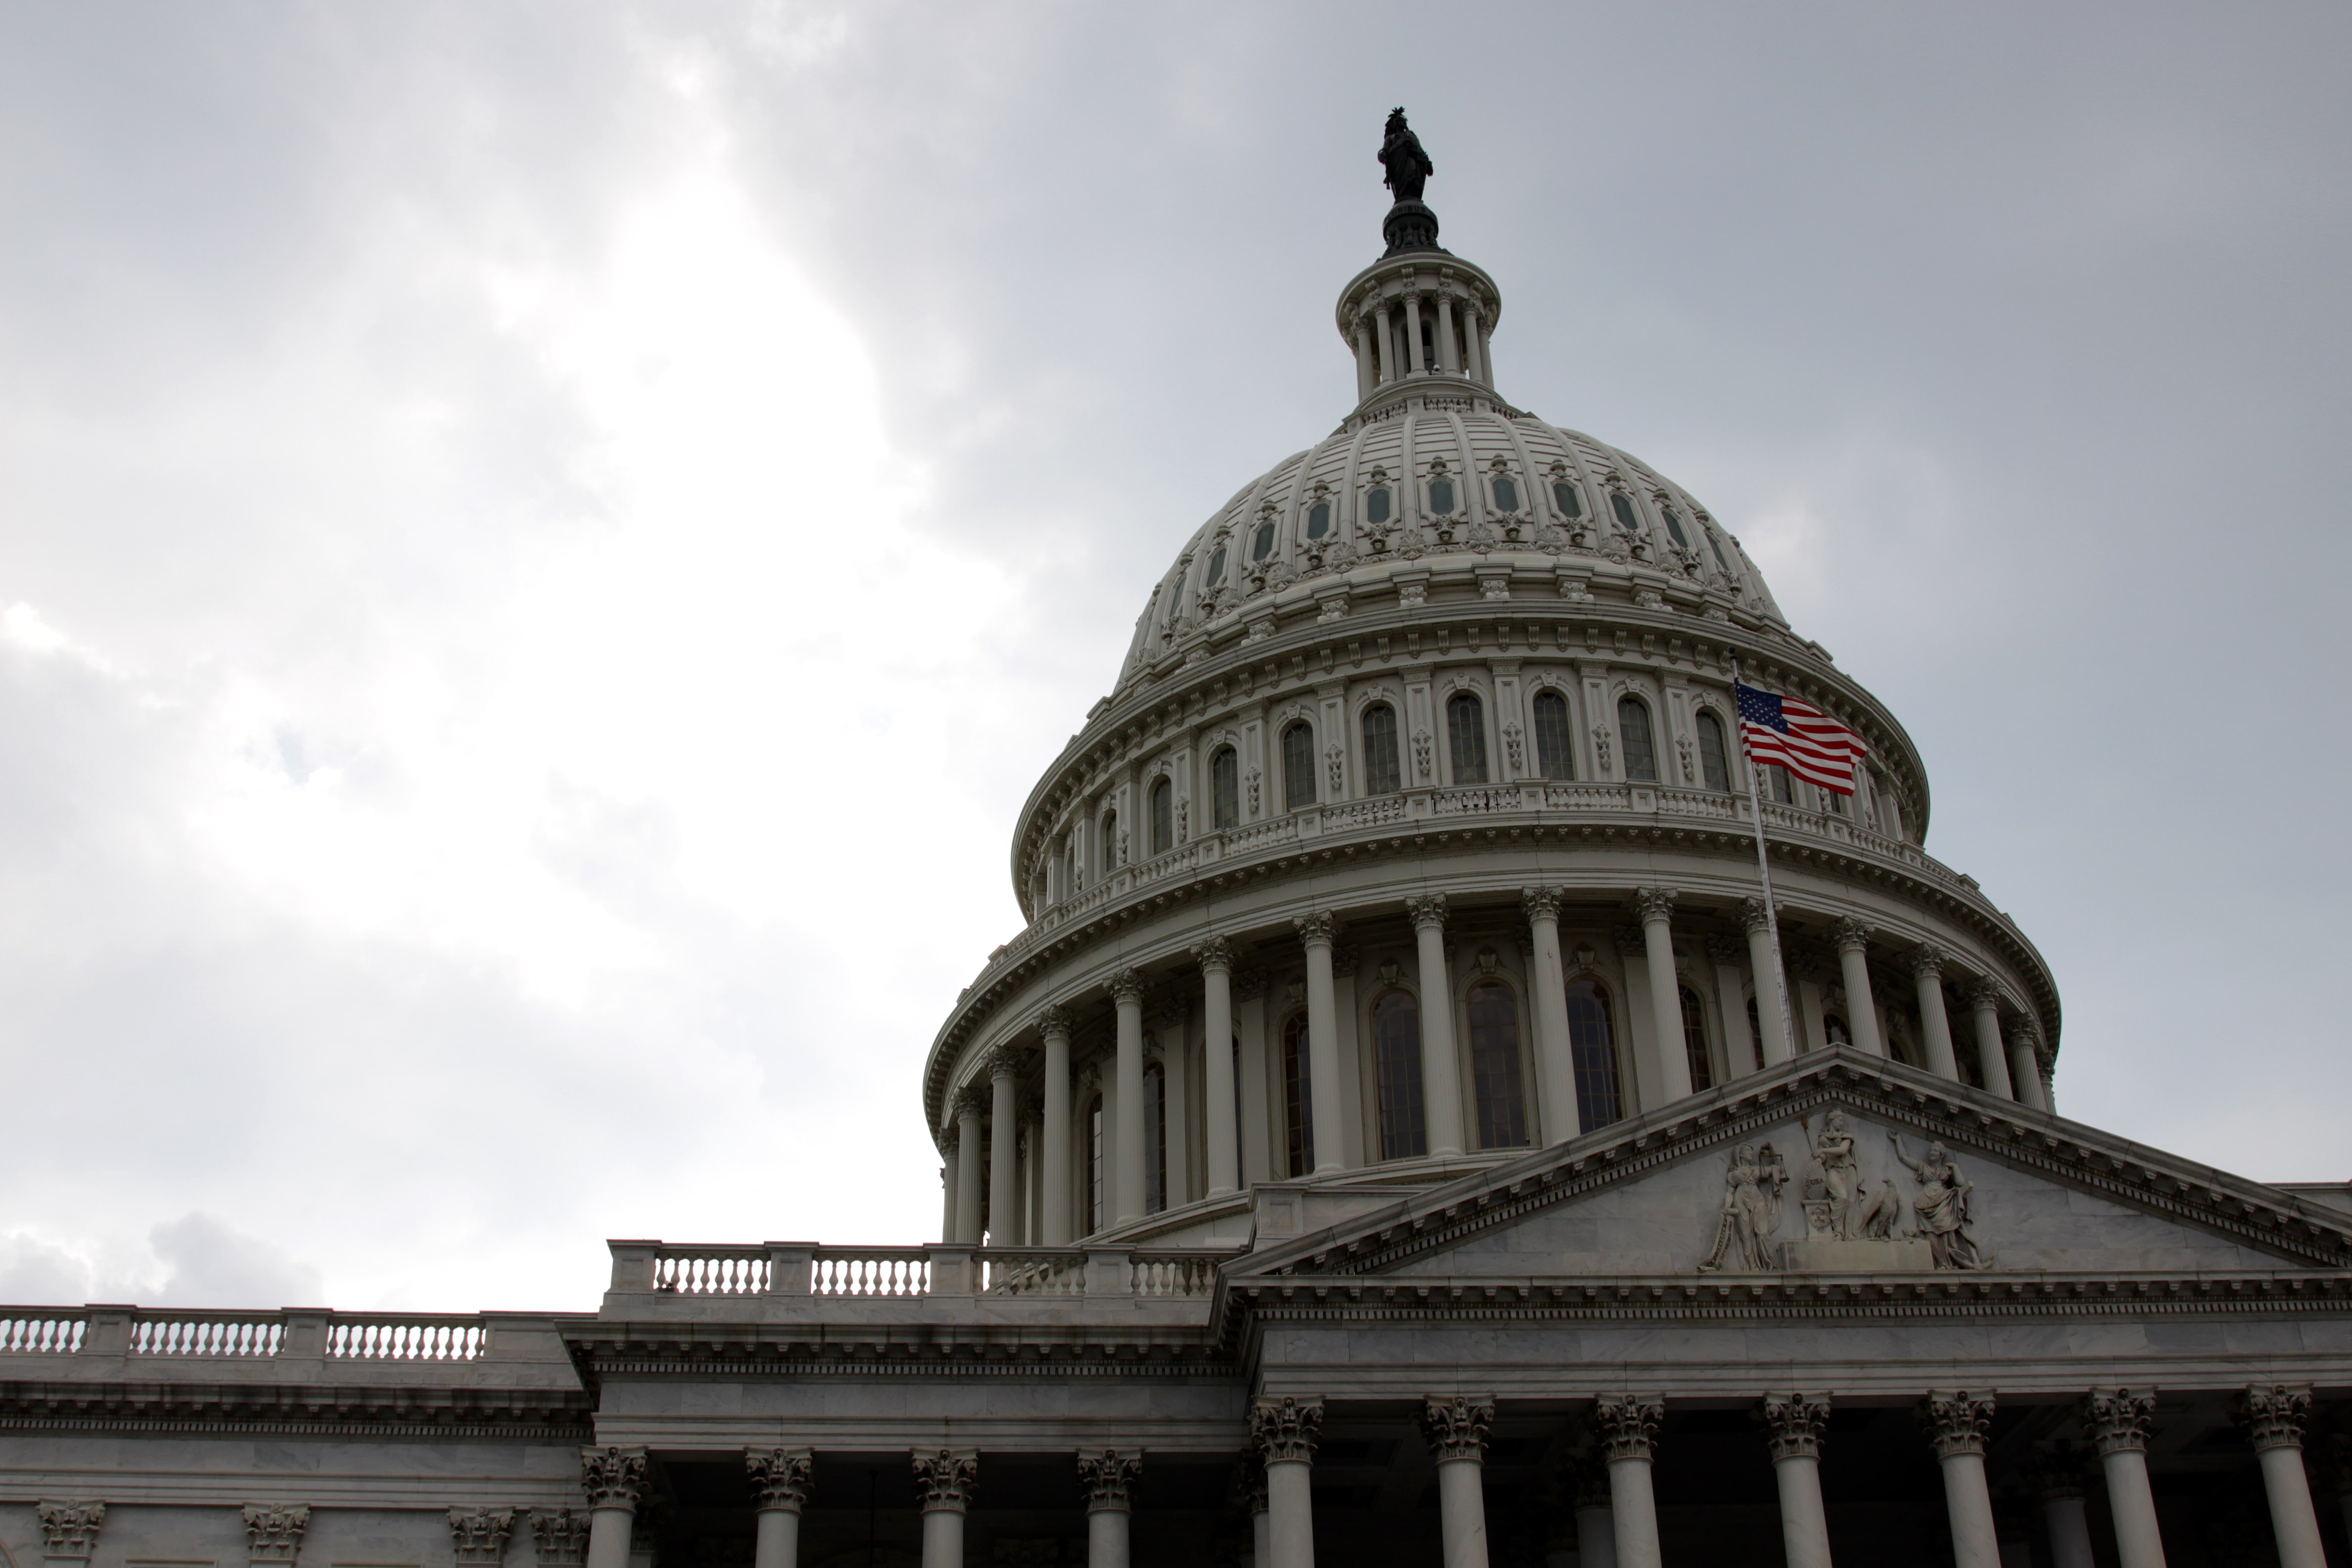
(4, 120, 2349, 1568)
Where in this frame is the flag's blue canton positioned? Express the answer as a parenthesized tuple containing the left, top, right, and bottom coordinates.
(1737, 684, 1787, 733)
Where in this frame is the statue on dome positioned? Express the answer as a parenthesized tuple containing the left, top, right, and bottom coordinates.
(1379, 108, 1433, 205)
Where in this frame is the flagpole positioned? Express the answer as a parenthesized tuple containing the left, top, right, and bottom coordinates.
(1731, 656, 1798, 1060)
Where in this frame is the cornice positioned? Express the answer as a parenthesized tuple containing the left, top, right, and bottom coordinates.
(0, 1380, 594, 1442)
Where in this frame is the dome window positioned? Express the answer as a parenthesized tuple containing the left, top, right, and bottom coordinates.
(1148, 778, 1173, 856)
(1567, 978, 1623, 1132)
(1306, 501, 1331, 539)
(1205, 545, 1227, 586)
(1553, 481, 1584, 519)
(1616, 696, 1658, 782)
(1469, 983, 1527, 1149)
(1366, 487, 1392, 525)
(1532, 690, 1574, 780)
(1211, 747, 1239, 830)
(1704, 529, 1732, 575)
(1373, 990, 1427, 1160)
(1447, 692, 1488, 784)
(1609, 492, 1641, 532)
(1428, 477, 1457, 516)
(1491, 475, 1519, 512)
(1252, 522, 1277, 561)
(1281, 722, 1316, 810)
(1661, 506, 1691, 549)
(1361, 703, 1401, 794)
(1696, 711, 1732, 793)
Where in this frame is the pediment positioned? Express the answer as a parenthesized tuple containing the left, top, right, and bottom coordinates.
(1244, 1050, 2352, 1282)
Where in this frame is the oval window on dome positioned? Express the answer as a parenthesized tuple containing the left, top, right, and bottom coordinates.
(1306, 501, 1330, 539)
(1206, 545, 1227, 585)
(1428, 478, 1456, 515)
(1609, 492, 1641, 532)
(1491, 475, 1519, 512)
(1366, 487, 1392, 525)
(1660, 506, 1691, 548)
(1553, 481, 1583, 519)
(1252, 522, 1276, 561)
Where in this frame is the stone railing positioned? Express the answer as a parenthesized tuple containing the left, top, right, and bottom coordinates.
(609, 1242, 1237, 1304)
(811, 1248, 931, 1297)
(651, 1245, 772, 1296)
(0, 1308, 491, 1361)
(0, 1315, 84, 1354)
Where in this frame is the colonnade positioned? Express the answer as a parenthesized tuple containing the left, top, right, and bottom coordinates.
(1352, 285, 1492, 402)
(942, 887, 2049, 1246)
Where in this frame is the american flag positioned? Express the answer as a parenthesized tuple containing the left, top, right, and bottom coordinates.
(1736, 682, 1868, 795)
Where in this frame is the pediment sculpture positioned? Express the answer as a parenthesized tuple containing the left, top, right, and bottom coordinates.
(1699, 1110, 1994, 1274)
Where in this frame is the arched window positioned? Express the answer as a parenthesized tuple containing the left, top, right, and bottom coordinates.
(1252, 521, 1276, 561)
(1205, 544, 1227, 586)
(1428, 475, 1456, 515)
(1660, 506, 1692, 549)
(1372, 990, 1427, 1160)
(1553, 480, 1583, 519)
(1696, 711, 1732, 792)
(1100, 810, 1119, 870)
(1361, 703, 1402, 795)
(1826, 786, 1846, 817)
(1491, 474, 1519, 512)
(1746, 995, 1765, 1072)
(1282, 722, 1316, 811)
(1704, 528, 1732, 575)
(1566, 978, 1622, 1132)
(1767, 765, 1795, 805)
(1468, 983, 1528, 1149)
(1366, 486, 1391, 525)
(1142, 1060, 1167, 1215)
(1211, 747, 1240, 831)
(1281, 1013, 1315, 1177)
(1086, 1094, 1105, 1234)
(1532, 690, 1574, 780)
(1165, 576, 1185, 625)
(1447, 692, 1488, 784)
(1609, 492, 1641, 532)
(1148, 778, 1173, 856)
(1306, 501, 1331, 539)
(1678, 984, 1715, 1092)
(1617, 697, 1658, 782)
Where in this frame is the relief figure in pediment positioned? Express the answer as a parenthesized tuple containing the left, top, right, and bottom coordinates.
(1800, 1111, 1862, 1237)
(1699, 1141, 1790, 1273)
(1889, 1134, 1991, 1270)
(1854, 1179, 1903, 1241)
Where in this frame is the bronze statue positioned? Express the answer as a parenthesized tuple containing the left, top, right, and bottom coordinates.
(1379, 108, 1433, 205)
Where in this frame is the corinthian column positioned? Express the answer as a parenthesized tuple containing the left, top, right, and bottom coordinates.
(1962, 980, 2016, 1100)
(1252, 1397, 1323, 1568)
(745, 1450, 811, 1568)
(953, 1087, 986, 1244)
(1078, 1450, 1140, 1568)
(1407, 895, 1467, 1156)
(36, 1502, 105, 1568)
(1038, 1005, 1074, 1244)
(1294, 915, 1345, 1174)
(912, 1450, 977, 1568)
(1829, 919, 1884, 1056)
(1195, 939, 1240, 1195)
(2083, 1390, 2167, 1568)
(1741, 897, 1793, 1065)
(2009, 1023, 2051, 1112)
(1634, 890, 1693, 1102)
(1922, 1392, 2000, 1568)
(1522, 889, 1577, 1141)
(1111, 968, 1146, 1224)
(1760, 1393, 1833, 1568)
(1593, 1396, 1665, 1568)
(2242, 1385, 2326, 1568)
(1908, 946, 1960, 1081)
(579, 1446, 645, 1568)
(1421, 1397, 1494, 1568)
(986, 1046, 1024, 1245)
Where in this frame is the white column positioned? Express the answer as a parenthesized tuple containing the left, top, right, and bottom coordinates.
(938, 1143, 957, 1244)
(1634, 890, 1694, 1103)
(1375, 304, 1398, 385)
(1521, 889, 1576, 1143)
(1476, 318, 1494, 387)
(1353, 320, 1375, 402)
(1830, 918, 1885, 1056)
(1408, 895, 1467, 1156)
(1197, 940, 1240, 1196)
(1112, 968, 1146, 1225)
(1079, 1450, 1139, 1568)
(1159, 1002, 1191, 1204)
(987, 1047, 1022, 1244)
(1741, 897, 1793, 1066)
(2244, 1385, 2327, 1568)
(953, 1089, 985, 1244)
(1593, 1396, 1664, 1568)
(746, 1450, 810, 1568)
(580, 1447, 645, 1568)
(1248, 1468, 1271, 1568)
(1252, 1397, 1323, 1568)
(1910, 946, 1961, 1081)
(2083, 1390, 2168, 1568)
(1404, 294, 1427, 374)
(2009, 1025, 2050, 1112)
(1964, 980, 2016, 1100)
(913, 1451, 976, 1568)
(1295, 915, 1345, 1174)
(1463, 303, 1487, 384)
(1434, 294, 1462, 374)
(1709, 934, 1757, 1078)
(1236, 973, 1272, 1184)
(1422, 1397, 1493, 1568)
(1761, 1394, 1833, 1568)
(2044, 1492, 2096, 1568)
(1573, 1503, 1617, 1568)
(1924, 1392, 2001, 1568)
(1039, 1005, 1074, 1244)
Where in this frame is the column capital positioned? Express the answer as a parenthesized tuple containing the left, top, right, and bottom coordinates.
(447, 1511, 515, 1568)
(745, 1449, 812, 1513)
(951, 1083, 989, 1119)
(1612, 924, 1647, 959)
(1078, 1450, 1142, 1513)
(579, 1446, 647, 1509)
(1192, 936, 1235, 975)
(1830, 917, 1872, 955)
(2241, 1384, 2312, 1453)
(911, 1449, 978, 1513)
(2081, 1388, 2156, 1456)
(1963, 977, 2004, 1011)
(1420, 1395, 1494, 1463)
(1633, 887, 1678, 926)
(1593, 1394, 1663, 1462)
(1109, 967, 1145, 1006)
(1704, 932, 1744, 967)
(1760, 1393, 1830, 1461)
(1250, 1395, 1324, 1464)
(242, 1507, 311, 1565)
(36, 1503, 105, 1559)
(983, 1045, 1027, 1083)
(1739, 895, 1776, 935)
(1921, 1390, 1995, 1458)
(1520, 886, 1561, 923)
(1293, 912, 1339, 949)
(527, 1511, 590, 1568)
(1034, 1003, 1074, 1040)
(1405, 893, 1448, 932)
(1906, 943, 1948, 980)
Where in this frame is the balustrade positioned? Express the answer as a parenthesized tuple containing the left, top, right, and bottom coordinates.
(131, 1317, 284, 1358)
(0, 1315, 84, 1353)
(653, 1248, 772, 1296)
(0, 1309, 495, 1361)
(325, 1319, 485, 1361)
(810, 1249, 931, 1297)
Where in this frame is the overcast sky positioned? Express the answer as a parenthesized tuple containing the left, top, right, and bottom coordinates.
(0, 2, 2345, 1313)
